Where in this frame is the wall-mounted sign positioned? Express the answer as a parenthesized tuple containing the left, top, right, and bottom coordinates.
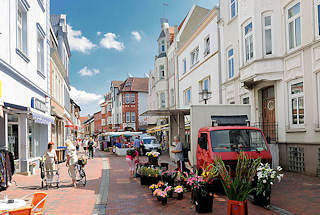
(31, 97, 47, 113)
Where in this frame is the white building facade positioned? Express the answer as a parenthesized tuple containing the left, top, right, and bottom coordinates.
(0, 0, 54, 174)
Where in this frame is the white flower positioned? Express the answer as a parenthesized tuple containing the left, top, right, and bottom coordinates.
(277, 176, 282, 182)
(279, 174, 284, 178)
(277, 166, 283, 171)
(263, 180, 267, 183)
(270, 182, 273, 185)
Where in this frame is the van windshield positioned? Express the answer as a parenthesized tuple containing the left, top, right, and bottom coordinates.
(210, 129, 267, 152)
(142, 139, 158, 145)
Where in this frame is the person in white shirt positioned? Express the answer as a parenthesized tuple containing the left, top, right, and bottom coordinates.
(44, 142, 57, 185)
(66, 139, 78, 188)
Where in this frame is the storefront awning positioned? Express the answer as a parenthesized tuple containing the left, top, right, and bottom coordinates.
(31, 109, 55, 125)
(140, 109, 190, 117)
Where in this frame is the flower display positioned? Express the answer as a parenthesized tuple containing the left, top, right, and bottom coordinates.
(158, 191, 168, 198)
(146, 151, 160, 158)
(138, 166, 160, 177)
(157, 181, 164, 188)
(153, 188, 162, 196)
(149, 184, 158, 190)
(164, 186, 172, 192)
(256, 163, 284, 196)
(174, 185, 184, 193)
(161, 170, 177, 181)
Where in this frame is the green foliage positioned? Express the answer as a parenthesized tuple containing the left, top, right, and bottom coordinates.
(138, 166, 160, 177)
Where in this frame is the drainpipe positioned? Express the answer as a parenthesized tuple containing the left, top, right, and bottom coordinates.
(217, 7, 223, 104)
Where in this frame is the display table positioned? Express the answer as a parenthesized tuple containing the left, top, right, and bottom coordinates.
(115, 147, 130, 156)
(0, 199, 26, 211)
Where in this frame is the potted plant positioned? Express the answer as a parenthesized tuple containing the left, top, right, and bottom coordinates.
(146, 152, 160, 165)
(174, 185, 184, 200)
(158, 191, 168, 205)
(164, 186, 173, 198)
(153, 188, 162, 200)
(254, 163, 284, 207)
(215, 152, 261, 215)
(149, 184, 158, 194)
(138, 166, 149, 185)
(161, 170, 177, 186)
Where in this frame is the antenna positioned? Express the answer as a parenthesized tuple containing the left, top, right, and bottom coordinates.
(160, 2, 168, 25)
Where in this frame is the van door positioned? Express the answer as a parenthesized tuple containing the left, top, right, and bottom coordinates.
(197, 132, 210, 170)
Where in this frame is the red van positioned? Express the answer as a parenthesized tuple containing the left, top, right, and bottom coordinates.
(196, 116, 272, 171)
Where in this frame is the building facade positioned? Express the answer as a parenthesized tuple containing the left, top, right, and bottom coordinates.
(94, 111, 102, 135)
(0, 0, 54, 174)
(110, 81, 123, 131)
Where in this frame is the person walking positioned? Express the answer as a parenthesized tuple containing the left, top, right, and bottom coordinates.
(133, 136, 141, 155)
(88, 137, 95, 159)
(171, 136, 185, 172)
(44, 142, 57, 186)
(126, 144, 139, 177)
(66, 139, 78, 188)
(82, 137, 88, 156)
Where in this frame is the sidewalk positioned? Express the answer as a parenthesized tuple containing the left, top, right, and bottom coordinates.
(2, 150, 106, 215)
(105, 153, 276, 215)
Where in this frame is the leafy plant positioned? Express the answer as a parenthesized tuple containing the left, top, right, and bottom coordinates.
(138, 166, 160, 177)
(162, 170, 177, 181)
(214, 152, 261, 201)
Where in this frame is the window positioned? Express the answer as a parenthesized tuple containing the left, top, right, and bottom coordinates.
(125, 94, 130, 104)
(170, 89, 175, 106)
(17, 4, 27, 54)
(204, 37, 210, 56)
(200, 78, 209, 91)
(28, 120, 41, 158)
(126, 112, 130, 122)
(131, 94, 135, 104)
(289, 80, 304, 127)
(228, 48, 234, 78)
(244, 22, 254, 62)
(263, 15, 272, 55)
(317, 73, 320, 126)
(161, 40, 165, 52)
(287, 2, 301, 50)
(243, 97, 250, 104)
(101, 107, 106, 114)
(159, 65, 165, 79)
(316, 0, 320, 36)
(131, 112, 135, 122)
(160, 92, 166, 108)
(101, 119, 106, 126)
(230, 0, 238, 19)
(184, 88, 191, 106)
(123, 112, 126, 123)
(183, 59, 187, 74)
(191, 47, 199, 66)
(37, 33, 44, 73)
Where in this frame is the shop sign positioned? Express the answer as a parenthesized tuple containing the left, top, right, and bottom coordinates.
(31, 97, 47, 113)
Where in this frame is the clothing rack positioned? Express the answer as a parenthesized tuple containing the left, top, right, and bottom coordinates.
(0, 149, 15, 191)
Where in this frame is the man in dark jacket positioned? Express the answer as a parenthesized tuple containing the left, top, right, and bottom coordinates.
(88, 137, 95, 159)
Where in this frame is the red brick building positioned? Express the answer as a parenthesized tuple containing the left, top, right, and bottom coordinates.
(119, 77, 148, 131)
(94, 111, 102, 135)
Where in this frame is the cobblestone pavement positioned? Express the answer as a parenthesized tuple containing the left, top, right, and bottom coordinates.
(2, 150, 106, 215)
(105, 153, 276, 215)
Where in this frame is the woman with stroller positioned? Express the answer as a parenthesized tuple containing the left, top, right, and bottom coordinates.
(44, 142, 57, 186)
(66, 139, 78, 188)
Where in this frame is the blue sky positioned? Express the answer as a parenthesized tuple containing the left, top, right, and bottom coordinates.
(50, 0, 219, 116)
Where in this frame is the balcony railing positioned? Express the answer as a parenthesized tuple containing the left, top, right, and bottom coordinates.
(253, 122, 278, 143)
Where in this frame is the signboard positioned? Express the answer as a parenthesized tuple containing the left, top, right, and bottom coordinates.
(31, 97, 47, 113)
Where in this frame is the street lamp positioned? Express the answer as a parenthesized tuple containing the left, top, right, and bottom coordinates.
(199, 89, 212, 104)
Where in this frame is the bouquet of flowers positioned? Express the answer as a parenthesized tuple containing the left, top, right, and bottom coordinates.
(174, 185, 184, 193)
(158, 191, 168, 198)
(146, 151, 160, 158)
(186, 170, 204, 190)
(256, 163, 284, 197)
(153, 188, 162, 196)
(126, 148, 136, 156)
(164, 186, 172, 192)
(157, 181, 164, 189)
(162, 170, 177, 182)
(149, 184, 158, 190)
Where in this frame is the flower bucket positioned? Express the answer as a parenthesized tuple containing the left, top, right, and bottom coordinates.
(227, 200, 248, 215)
(177, 193, 183, 200)
(140, 176, 148, 186)
(194, 189, 214, 213)
(161, 197, 167, 205)
(157, 196, 162, 201)
(148, 157, 158, 166)
(253, 189, 271, 207)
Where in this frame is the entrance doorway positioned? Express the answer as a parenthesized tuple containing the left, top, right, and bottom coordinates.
(261, 86, 277, 142)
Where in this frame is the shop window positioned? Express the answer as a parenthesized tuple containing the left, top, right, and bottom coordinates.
(28, 120, 41, 158)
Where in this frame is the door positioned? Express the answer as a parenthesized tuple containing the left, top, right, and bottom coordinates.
(8, 124, 19, 160)
(262, 86, 276, 142)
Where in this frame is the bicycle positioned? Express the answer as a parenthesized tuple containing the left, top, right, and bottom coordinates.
(68, 160, 87, 186)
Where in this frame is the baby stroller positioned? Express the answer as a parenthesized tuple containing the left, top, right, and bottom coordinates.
(40, 156, 60, 189)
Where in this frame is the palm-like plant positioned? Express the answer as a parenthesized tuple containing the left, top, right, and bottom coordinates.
(214, 152, 261, 201)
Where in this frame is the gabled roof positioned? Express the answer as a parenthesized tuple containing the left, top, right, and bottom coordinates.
(120, 77, 148, 93)
(111, 81, 123, 88)
(158, 30, 166, 41)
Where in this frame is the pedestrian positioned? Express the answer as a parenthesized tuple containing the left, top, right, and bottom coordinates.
(44, 142, 57, 186)
(126, 144, 139, 177)
(171, 136, 185, 172)
(82, 137, 88, 156)
(88, 137, 95, 159)
(133, 136, 141, 155)
(66, 139, 78, 188)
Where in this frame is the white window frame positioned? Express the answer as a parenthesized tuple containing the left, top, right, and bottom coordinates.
(288, 79, 304, 128)
(262, 13, 273, 56)
(159, 65, 165, 79)
(170, 89, 175, 107)
(317, 73, 320, 127)
(184, 88, 191, 106)
(230, 0, 238, 20)
(190, 47, 199, 67)
(243, 21, 254, 63)
(160, 92, 166, 108)
(183, 58, 187, 74)
(315, 0, 320, 39)
(125, 94, 130, 104)
(130, 93, 135, 104)
(204, 36, 210, 56)
(131, 112, 135, 123)
(101, 119, 106, 126)
(227, 47, 234, 79)
(37, 32, 44, 74)
(286, 1, 301, 51)
(126, 112, 130, 123)
(16, 2, 28, 56)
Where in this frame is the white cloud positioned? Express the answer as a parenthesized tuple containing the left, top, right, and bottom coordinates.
(131, 31, 142, 42)
(70, 86, 102, 105)
(78, 66, 100, 76)
(100, 33, 124, 51)
(97, 31, 101, 36)
(67, 24, 96, 53)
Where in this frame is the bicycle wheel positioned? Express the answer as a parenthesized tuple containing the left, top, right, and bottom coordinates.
(79, 168, 86, 186)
